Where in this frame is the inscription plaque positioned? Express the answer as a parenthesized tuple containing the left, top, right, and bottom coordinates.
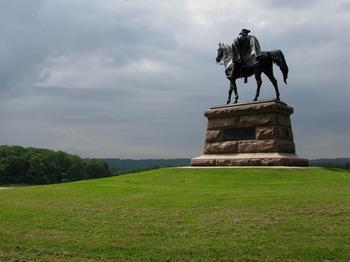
(223, 127, 256, 141)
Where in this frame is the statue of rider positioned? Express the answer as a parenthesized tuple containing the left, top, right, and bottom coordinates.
(231, 29, 262, 83)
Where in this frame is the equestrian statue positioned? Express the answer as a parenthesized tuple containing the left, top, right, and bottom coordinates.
(216, 29, 289, 104)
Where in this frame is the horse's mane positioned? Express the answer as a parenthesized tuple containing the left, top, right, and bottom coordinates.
(221, 43, 231, 49)
(220, 43, 232, 57)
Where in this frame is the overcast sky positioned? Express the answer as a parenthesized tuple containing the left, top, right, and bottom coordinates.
(1, 0, 349, 159)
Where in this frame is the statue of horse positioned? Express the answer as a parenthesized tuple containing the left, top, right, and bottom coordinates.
(216, 43, 289, 104)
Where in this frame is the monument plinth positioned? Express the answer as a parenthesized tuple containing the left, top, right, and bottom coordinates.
(191, 100, 308, 166)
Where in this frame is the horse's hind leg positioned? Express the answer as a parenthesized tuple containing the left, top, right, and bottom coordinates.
(253, 73, 262, 101)
(264, 66, 280, 101)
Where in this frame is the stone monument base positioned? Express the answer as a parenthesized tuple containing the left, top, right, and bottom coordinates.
(191, 153, 308, 166)
(191, 100, 308, 167)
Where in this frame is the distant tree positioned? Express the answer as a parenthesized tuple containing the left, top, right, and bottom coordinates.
(27, 157, 48, 184)
(68, 156, 88, 181)
(345, 162, 350, 170)
(110, 168, 121, 176)
(0, 164, 6, 184)
(4, 156, 29, 184)
(0, 145, 113, 185)
(85, 159, 111, 178)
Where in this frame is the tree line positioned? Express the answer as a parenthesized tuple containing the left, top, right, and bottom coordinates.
(0, 145, 112, 185)
(103, 158, 191, 172)
(309, 158, 350, 170)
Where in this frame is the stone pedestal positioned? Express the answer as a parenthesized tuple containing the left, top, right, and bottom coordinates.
(191, 100, 308, 166)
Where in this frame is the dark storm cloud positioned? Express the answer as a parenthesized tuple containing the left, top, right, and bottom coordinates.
(0, 0, 349, 158)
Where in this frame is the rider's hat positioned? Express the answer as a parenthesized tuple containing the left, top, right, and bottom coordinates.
(239, 29, 251, 35)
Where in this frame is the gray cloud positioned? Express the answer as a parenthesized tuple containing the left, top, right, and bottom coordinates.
(1, 0, 349, 158)
(264, 0, 317, 9)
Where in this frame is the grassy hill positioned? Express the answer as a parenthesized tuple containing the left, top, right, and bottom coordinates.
(0, 167, 349, 261)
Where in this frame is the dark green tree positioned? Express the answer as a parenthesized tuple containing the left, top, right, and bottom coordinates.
(85, 159, 111, 178)
(0, 145, 113, 185)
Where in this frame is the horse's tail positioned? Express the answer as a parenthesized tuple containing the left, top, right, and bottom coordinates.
(270, 50, 289, 84)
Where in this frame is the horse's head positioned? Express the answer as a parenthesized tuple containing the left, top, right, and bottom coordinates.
(216, 42, 231, 64)
(216, 42, 224, 63)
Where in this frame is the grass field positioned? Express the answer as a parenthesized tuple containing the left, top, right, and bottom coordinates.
(0, 167, 349, 261)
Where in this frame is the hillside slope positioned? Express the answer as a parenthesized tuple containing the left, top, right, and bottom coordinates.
(0, 168, 349, 261)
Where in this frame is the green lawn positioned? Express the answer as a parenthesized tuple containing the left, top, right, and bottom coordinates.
(0, 168, 349, 261)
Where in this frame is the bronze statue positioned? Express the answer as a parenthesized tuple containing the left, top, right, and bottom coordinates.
(216, 29, 289, 104)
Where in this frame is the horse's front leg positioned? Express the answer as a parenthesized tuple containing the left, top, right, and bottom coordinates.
(232, 80, 239, 103)
(226, 82, 233, 104)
